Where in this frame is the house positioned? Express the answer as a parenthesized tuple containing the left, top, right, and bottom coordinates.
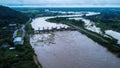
(9, 24, 16, 27)
(13, 37, 24, 45)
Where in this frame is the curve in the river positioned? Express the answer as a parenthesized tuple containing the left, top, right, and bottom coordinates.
(30, 12, 120, 68)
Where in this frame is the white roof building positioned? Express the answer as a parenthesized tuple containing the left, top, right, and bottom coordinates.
(13, 37, 24, 45)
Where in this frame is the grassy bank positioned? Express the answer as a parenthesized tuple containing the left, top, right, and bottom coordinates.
(25, 19, 42, 68)
(17, 30, 23, 37)
(25, 23, 34, 32)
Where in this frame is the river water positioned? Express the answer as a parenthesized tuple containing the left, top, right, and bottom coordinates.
(30, 31, 120, 68)
(30, 12, 120, 68)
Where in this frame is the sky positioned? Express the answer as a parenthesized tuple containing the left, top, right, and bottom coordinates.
(0, 0, 120, 7)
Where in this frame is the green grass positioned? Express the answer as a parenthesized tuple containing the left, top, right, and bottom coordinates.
(0, 36, 38, 68)
(21, 10, 40, 14)
(25, 23, 34, 32)
(17, 30, 23, 37)
(83, 14, 120, 33)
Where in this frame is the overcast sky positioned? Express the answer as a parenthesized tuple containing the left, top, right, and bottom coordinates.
(0, 0, 120, 7)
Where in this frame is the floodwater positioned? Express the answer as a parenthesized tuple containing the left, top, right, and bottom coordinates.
(30, 12, 120, 68)
(31, 12, 100, 30)
(31, 17, 69, 30)
(30, 31, 120, 68)
(69, 17, 102, 34)
(105, 30, 120, 44)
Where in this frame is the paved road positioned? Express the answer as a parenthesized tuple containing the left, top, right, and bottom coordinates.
(13, 29, 18, 38)
(21, 25, 26, 39)
(13, 18, 32, 39)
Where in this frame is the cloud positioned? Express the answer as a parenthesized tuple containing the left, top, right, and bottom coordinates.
(0, 0, 120, 6)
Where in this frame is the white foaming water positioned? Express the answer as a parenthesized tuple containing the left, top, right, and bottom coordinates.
(31, 17, 69, 30)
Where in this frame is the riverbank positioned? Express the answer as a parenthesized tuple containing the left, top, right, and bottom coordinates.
(25, 18, 43, 68)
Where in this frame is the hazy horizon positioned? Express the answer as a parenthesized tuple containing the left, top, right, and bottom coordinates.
(0, 0, 120, 7)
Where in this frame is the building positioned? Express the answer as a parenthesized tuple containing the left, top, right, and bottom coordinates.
(13, 37, 24, 45)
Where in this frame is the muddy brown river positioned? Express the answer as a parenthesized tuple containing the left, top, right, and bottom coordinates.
(30, 31, 120, 68)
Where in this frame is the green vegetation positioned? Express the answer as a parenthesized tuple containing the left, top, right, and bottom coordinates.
(25, 23, 34, 33)
(18, 9, 66, 18)
(47, 17, 84, 27)
(0, 5, 41, 68)
(0, 5, 29, 39)
(83, 11, 120, 32)
(17, 30, 23, 37)
(0, 36, 38, 68)
(21, 10, 40, 14)
(0, 5, 29, 25)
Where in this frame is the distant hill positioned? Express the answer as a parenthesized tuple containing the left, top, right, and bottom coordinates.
(0, 5, 29, 39)
(0, 5, 29, 27)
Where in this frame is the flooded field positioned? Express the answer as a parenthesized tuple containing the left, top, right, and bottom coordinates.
(105, 30, 120, 44)
(30, 31, 120, 68)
